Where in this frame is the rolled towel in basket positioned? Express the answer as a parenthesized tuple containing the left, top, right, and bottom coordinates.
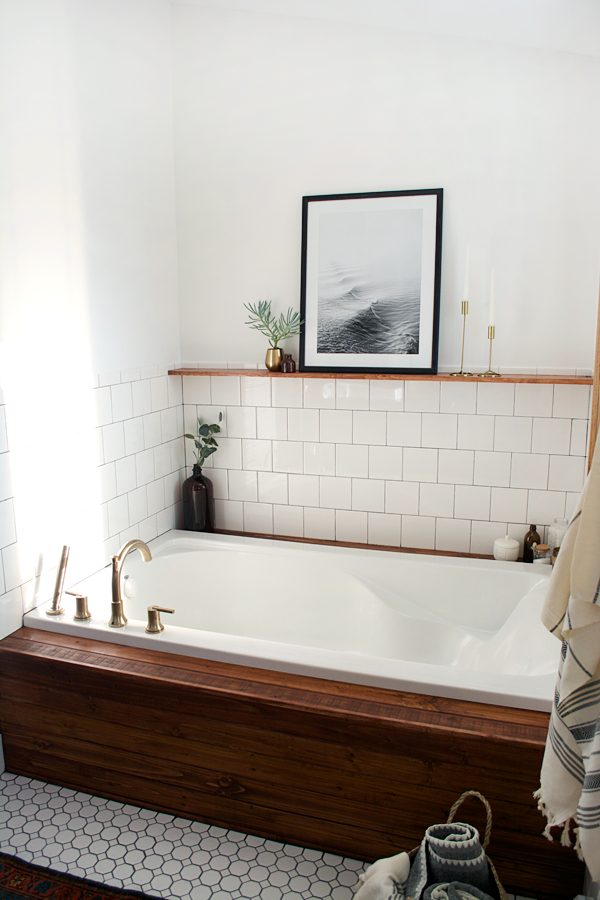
(406, 823, 496, 900)
(423, 883, 495, 900)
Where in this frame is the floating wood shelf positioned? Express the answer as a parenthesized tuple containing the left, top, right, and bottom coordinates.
(169, 368, 592, 385)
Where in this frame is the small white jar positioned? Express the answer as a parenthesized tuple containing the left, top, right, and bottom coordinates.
(493, 534, 520, 562)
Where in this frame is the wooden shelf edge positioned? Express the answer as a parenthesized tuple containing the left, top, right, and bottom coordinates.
(169, 368, 592, 385)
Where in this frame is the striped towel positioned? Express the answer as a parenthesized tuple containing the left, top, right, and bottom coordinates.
(536, 446, 600, 880)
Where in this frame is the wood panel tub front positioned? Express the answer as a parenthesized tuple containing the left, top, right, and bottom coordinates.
(0, 628, 583, 900)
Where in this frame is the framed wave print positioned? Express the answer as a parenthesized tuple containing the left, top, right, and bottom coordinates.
(299, 189, 443, 375)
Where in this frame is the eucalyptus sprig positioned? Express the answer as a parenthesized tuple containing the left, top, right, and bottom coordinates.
(244, 301, 304, 349)
(184, 413, 222, 466)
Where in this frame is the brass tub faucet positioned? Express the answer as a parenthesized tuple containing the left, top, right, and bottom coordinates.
(110, 539, 152, 628)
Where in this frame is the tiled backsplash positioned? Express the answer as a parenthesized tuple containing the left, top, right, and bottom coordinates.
(0, 365, 186, 629)
(183, 375, 590, 556)
(0, 368, 591, 631)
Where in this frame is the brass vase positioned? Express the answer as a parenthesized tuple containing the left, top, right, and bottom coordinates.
(265, 348, 283, 371)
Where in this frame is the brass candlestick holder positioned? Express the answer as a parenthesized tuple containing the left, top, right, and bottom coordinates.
(451, 301, 473, 377)
(480, 326, 501, 377)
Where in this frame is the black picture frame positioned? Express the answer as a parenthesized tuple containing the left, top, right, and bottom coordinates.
(299, 189, 443, 375)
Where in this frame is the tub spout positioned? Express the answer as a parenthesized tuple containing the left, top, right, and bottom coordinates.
(109, 539, 152, 628)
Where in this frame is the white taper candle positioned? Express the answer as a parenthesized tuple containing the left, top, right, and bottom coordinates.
(489, 268, 495, 326)
(463, 244, 470, 303)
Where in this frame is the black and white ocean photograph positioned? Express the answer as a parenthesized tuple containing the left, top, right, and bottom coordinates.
(300, 190, 442, 374)
(316, 207, 423, 356)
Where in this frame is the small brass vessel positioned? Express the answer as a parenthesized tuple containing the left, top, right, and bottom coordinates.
(265, 348, 283, 371)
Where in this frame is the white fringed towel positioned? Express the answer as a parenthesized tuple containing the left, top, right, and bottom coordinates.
(536, 445, 600, 880)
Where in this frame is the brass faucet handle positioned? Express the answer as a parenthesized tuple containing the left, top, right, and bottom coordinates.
(66, 591, 92, 621)
(146, 606, 175, 634)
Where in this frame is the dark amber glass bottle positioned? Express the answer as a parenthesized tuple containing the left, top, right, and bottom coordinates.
(182, 465, 214, 532)
(523, 524, 541, 563)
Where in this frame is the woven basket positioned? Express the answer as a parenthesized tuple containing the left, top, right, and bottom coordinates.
(406, 790, 508, 900)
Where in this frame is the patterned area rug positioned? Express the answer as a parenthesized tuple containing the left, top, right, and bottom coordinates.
(0, 853, 155, 900)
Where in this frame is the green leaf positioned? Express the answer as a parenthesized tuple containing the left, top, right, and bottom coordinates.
(198, 424, 210, 437)
(184, 433, 195, 440)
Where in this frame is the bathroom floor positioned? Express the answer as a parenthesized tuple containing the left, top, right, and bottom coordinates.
(0, 771, 539, 900)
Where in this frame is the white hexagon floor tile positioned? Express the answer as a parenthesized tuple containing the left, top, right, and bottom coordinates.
(0, 772, 364, 899)
(0, 773, 539, 900)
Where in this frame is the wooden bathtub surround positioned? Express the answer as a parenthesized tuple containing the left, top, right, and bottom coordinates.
(0, 628, 582, 900)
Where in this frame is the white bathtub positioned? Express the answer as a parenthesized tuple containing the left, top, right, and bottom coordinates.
(23, 530, 559, 711)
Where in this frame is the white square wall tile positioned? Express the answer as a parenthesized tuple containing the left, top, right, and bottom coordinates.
(124, 418, 145, 456)
(386, 481, 419, 515)
(160, 407, 179, 443)
(102, 423, 125, 463)
(115, 456, 137, 495)
(132, 379, 152, 417)
(352, 478, 384, 512)
(243, 502, 273, 534)
(242, 439, 273, 471)
(304, 378, 335, 409)
(274, 504, 304, 537)
(337, 444, 369, 478)
(206, 467, 228, 500)
(440, 382, 477, 415)
(321, 410, 352, 444)
(570, 419, 588, 457)
(490, 487, 528, 524)
(473, 451, 511, 487)
(288, 408, 319, 442)
(128, 486, 148, 526)
(352, 411, 386, 445)
(147, 479, 165, 516)
(154, 443, 172, 478)
(320, 476, 351, 509)
(135, 449, 155, 486)
(514, 383, 553, 417)
(401, 515, 435, 550)
(532, 418, 571, 455)
(553, 384, 591, 419)
(94, 387, 112, 427)
(272, 377, 303, 408)
(510, 453, 549, 490)
(421, 413, 457, 449)
(167, 374, 183, 407)
(436, 518, 471, 554)
(476, 382, 514, 416)
(304, 442, 335, 476)
(257, 407, 287, 440)
(527, 490, 566, 526)
(0, 499, 17, 548)
(143, 412, 162, 449)
(403, 448, 438, 483)
(211, 376, 240, 406)
(241, 377, 271, 407)
(182, 376, 211, 405)
(107, 495, 129, 537)
(288, 474, 319, 507)
(370, 381, 404, 411)
(226, 407, 256, 439)
(110, 383, 133, 423)
(304, 507, 335, 541)
(228, 469, 258, 502)
(404, 380, 440, 412)
(336, 510, 367, 543)
(548, 455, 585, 493)
(272, 441, 304, 474)
(454, 485, 490, 521)
(211, 437, 242, 470)
(139, 515, 158, 544)
(419, 483, 454, 518)
(387, 412, 421, 448)
(493, 416, 532, 453)
(368, 512, 401, 547)
(457, 415, 494, 451)
(369, 446, 402, 481)
(470, 521, 507, 556)
(438, 449, 474, 485)
(258, 472, 288, 504)
(336, 380, 369, 410)
(150, 377, 169, 413)
(214, 499, 244, 531)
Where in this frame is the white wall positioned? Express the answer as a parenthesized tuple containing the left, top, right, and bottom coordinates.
(0, 0, 181, 639)
(172, 5, 600, 374)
